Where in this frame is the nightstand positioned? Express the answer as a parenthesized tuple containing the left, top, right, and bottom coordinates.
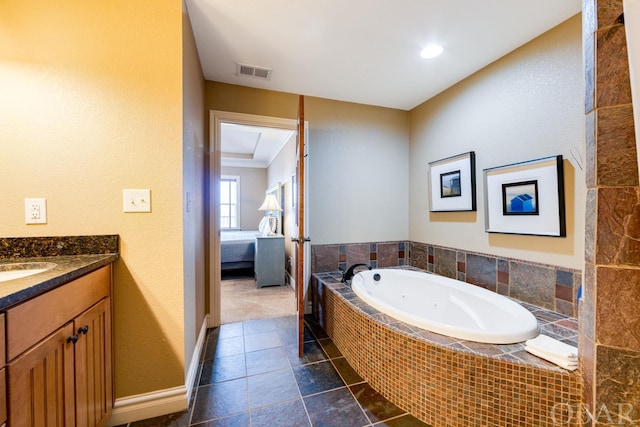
(254, 235, 285, 288)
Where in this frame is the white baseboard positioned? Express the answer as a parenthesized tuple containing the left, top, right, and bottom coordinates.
(186, 315, 209, 401)
(109, 316, 210, 426)
(109, 386, 188, 426)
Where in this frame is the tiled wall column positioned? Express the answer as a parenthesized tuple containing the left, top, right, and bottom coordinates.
(581, 0, 640, 425)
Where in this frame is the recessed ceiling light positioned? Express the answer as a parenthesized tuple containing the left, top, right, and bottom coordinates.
(420, 44, 443, 59)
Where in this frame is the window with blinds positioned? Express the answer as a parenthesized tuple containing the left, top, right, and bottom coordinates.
(220, 176, 240, 229)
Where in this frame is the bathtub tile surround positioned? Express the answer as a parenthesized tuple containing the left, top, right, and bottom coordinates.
(455, 251, 466, 281)
(312, 242, 409, 275)
(416, 242, 582, 317)
(433, 246, 456, 279)
(582, 0, 640, 423)
(345, 244, 369, 267)
(312, 241, 582, 317)
(377, 242, 405, 267)
(313, 244, 343, 273)
(510, 261, 556, 310)
(555, 269, 576, 316)
(497, 258, 509, 295)
(465, 253, 499, 292)
(315, 272, 579, 365)
(409, 243, 429, 271)
(314, 274, 583, 427)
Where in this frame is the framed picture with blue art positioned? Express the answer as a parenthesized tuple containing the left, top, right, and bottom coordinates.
(484, 155, 566, 237)
(502, 180, 539, 215)
(429, 151, 476, 212)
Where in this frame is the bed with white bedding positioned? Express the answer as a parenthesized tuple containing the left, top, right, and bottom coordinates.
(220, 230, 260, 271)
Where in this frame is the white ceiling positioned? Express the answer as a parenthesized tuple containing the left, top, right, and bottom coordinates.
(187, 0, 581, 166)
(186, 0, 580, 111)
(221, 123, 294, 168)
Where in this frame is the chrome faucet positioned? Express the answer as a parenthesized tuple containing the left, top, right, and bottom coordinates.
(341, 263, 372, 283)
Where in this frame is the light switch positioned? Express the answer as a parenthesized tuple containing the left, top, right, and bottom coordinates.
(123, 189, 151, 212)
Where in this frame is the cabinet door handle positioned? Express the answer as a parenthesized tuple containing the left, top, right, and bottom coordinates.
(78, 325, 89, 335)
(67, 335, 79, 344)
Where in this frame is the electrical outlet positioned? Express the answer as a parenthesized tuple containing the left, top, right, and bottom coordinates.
(123, 189, 151, 212)
(25, 198, 47, 224)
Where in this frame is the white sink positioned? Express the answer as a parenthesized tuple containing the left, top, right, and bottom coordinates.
(0, 262, 57, 282)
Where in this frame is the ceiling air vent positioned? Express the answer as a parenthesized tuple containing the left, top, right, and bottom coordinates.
(237, 63, 272, 81)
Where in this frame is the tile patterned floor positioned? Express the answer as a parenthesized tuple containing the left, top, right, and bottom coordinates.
(120, 315, 431, 427)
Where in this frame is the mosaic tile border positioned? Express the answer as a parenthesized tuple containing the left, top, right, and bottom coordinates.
(313, 272, 583, 427)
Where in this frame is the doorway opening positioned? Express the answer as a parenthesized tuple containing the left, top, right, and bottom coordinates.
(209, 111, 299, 327)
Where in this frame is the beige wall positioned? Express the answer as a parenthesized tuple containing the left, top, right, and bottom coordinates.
(409, 15, 585, 269)
(205, 82, 411, 246)
(205, 82, 299, 122)
(0, 0, 201, 400)
(267, 134, 297, 278)
(221, 166, 268, 230)
(306, 97, 410, 244)
(182, 1, 207, 391)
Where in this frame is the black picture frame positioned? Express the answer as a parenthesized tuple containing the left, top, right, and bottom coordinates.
(502, 180, 539, 216)
(440, 170, 462, 198)
(483, 155, 565, 237)
(429, 152, 476, 212)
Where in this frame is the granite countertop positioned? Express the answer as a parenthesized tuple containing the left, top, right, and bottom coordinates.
(0, 235, 119, 311)
(0, 254, 118, 311)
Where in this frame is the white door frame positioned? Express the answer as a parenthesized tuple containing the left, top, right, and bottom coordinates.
(208, 110, 299, 327)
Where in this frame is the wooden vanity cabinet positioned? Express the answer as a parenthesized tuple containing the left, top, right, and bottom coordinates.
(8, 323, 76, 426)
(0, 313, 5, 427)
(4, 265, 113, 427)
(74, 298, 112, 426)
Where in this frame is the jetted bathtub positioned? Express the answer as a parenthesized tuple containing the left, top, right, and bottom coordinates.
(351, 268, 538, 344)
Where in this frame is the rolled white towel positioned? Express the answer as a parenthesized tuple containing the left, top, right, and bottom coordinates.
(525, 334, 577, 360)
(528, 346, 577, 365)
(525, 345, 578, 371)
